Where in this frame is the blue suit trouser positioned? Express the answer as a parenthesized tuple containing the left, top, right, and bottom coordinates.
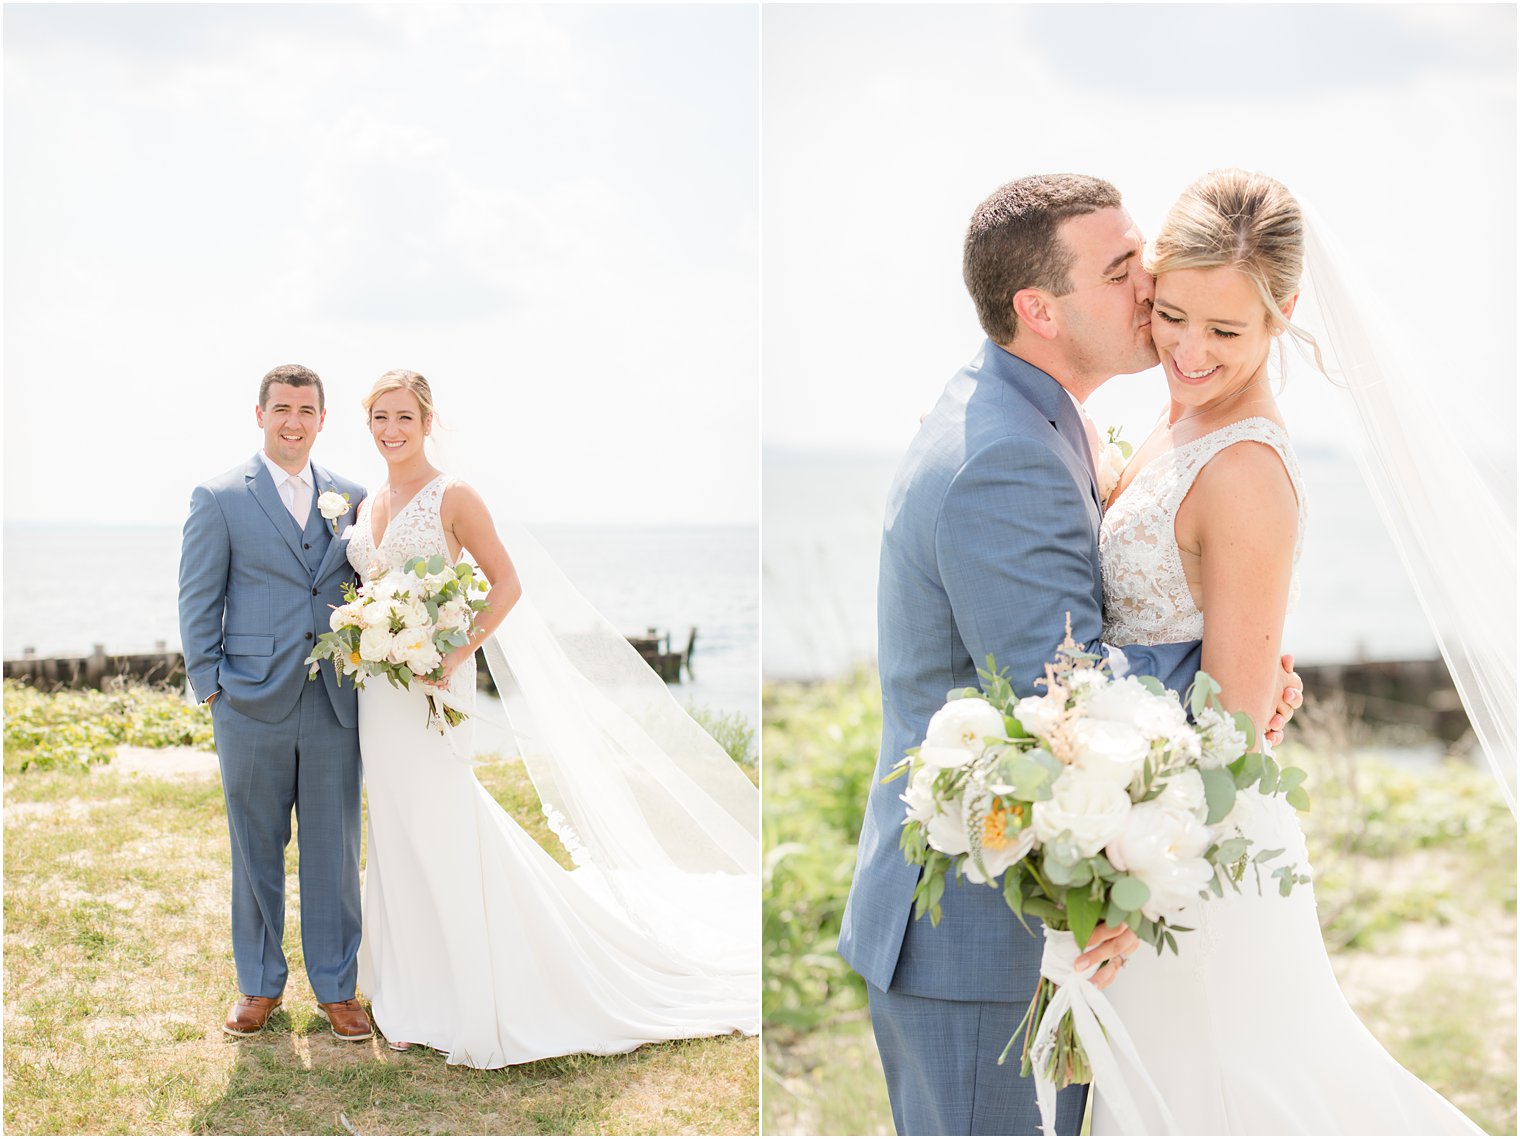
(868, 981, 1088, 1135)
(211, 682, 362, 1004)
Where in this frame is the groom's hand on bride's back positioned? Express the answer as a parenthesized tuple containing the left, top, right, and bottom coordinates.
(1266, 653, 1304, 746)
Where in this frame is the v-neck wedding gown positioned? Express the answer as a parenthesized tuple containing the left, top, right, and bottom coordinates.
(344, 474, 756, 1068)
(1091, 419, 1480, 1134)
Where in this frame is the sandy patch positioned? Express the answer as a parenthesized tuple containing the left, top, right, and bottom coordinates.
(110, 746, 220, 779)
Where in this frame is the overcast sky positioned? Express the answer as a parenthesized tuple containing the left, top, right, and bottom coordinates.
(762, 4, 1516, 484)
(5, 4, 759, 527)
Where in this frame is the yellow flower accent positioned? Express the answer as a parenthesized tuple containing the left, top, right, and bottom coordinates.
(981, 803, 1026, 850)
(349, 651, 362, 666)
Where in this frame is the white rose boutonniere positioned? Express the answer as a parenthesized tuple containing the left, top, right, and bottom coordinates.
(318, 489, 351, 536)
(1097, 425, 1132, 506)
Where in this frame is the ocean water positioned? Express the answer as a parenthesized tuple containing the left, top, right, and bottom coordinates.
(763, 446, 1440, 681)
(2, 523, 759, 730)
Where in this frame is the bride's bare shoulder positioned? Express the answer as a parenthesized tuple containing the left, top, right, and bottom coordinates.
(1188, 436, 1299, 532)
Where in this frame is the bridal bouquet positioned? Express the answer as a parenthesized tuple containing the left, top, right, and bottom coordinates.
(885, 624, 1309, 1129)
(305, 555, 489, 732)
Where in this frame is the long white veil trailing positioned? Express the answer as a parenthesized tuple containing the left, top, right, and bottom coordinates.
(1293, 203, 1517, 811)
(431, 427, 760, 976)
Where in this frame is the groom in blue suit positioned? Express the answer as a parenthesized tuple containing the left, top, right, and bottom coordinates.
(179, 364, 372, 1041)
(838, 176, 1300, 1134)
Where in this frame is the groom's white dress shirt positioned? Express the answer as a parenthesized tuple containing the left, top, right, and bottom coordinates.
(1069, 391, 1103, 467)
(260, 452, 315, 526)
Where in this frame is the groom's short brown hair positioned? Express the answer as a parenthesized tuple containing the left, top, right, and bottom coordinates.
(964, 174, 1123, 345)
(259, 364, 325, 412)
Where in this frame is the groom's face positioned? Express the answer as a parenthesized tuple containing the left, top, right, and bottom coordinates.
(1050, 207, 1159, 380)
(257, 381, 326, 472)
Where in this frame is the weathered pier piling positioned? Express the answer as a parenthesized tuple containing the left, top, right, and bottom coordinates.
(5, 627, 699, 693)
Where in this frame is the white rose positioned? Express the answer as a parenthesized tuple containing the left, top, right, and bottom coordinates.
(1013, 692, 1065, 740)
(1032, 767, 1133, 858)
(357, 625, 395, 664)
(1097, 440, 1127, 505)
(924, 697, 1006, 752)
(317, 490, 350, 521)
(438, 597, 474, 632)
(1196, 706, 1248, 769)
(1069, 715, 1150, 788)
(1156, 767, 1208, 820)
(329, 602, 363, 632)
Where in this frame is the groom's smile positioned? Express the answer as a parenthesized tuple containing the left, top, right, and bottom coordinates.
(257, 380, 326, 473)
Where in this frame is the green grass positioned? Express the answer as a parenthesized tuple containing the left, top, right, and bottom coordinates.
(762, 672, 1517, 1137)
(4, 684, 758, 1136)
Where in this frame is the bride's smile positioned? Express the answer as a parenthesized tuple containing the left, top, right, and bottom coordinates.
(1150, 264, 1294, 421)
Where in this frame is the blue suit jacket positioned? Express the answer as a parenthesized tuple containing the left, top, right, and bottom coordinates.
(838, 341, 1202, 1001)
(178, 454, 366, 728)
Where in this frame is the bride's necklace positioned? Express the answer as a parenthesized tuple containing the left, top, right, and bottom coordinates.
(1168, 371, 1269, 430)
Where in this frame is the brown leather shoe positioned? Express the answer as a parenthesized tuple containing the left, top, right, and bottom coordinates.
(316, 998, 373, 1041)
(223, 994, 283, 1037)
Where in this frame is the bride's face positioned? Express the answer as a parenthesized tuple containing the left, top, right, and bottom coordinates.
(1150, 266, 1280, 410)
(368, 388, 430, 463)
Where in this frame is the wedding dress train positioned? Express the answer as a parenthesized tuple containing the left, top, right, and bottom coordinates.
(346, 474, 757, 1068)
(1091, 419, 1480, 1135)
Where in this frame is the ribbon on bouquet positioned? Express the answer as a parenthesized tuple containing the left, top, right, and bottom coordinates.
(420, 674, 516, 768)
(1029, 926, 1178, 1136)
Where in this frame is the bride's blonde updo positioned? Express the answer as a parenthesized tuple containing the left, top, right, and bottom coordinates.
(1149, 169, 1322, 368)
(363, 369, 438, 427)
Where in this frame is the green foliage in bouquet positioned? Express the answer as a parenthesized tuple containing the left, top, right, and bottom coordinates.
(884, 628, 1311, 1089)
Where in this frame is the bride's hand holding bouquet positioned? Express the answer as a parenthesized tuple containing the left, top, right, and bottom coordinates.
(305, 554, 490, 731)
(885, 619, 1310, 1130)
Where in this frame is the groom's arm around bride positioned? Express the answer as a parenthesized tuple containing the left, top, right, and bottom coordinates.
(836, 176, 1209, 1137)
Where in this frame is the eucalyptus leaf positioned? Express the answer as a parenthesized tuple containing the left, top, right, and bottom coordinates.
(1136, 675, 1166, 696)
(1233, 710, 1256, 750)
(1259, 755, 1280, 795)
(1200, 767, 1237, 825)
(1110, 875, 1150, 912)
(1286, 786, 1312, 812)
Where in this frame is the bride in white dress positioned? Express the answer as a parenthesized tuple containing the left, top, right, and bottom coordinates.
(343, 369, 758, 1068)
(1091, 171, 1482, 1134)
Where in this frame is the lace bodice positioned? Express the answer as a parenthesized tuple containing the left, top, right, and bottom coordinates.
(346, 472, 475, 701)
(1100, 417, 1306, 646)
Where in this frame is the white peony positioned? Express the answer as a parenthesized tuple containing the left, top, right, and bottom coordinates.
(924, 697, 1006, 752)
(1032, 767, 1133, 857)
(1196, 706, 1249, 769)
(391, 627, 442, 676)
(918, 745, 977, 771)
(358, 625, 395, 665)
(1069, 715, 1150, 788)
(1013, 692, 1065, 740)
(1155, 767, 1208, 820)
(1105, 801, 1214, 921)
